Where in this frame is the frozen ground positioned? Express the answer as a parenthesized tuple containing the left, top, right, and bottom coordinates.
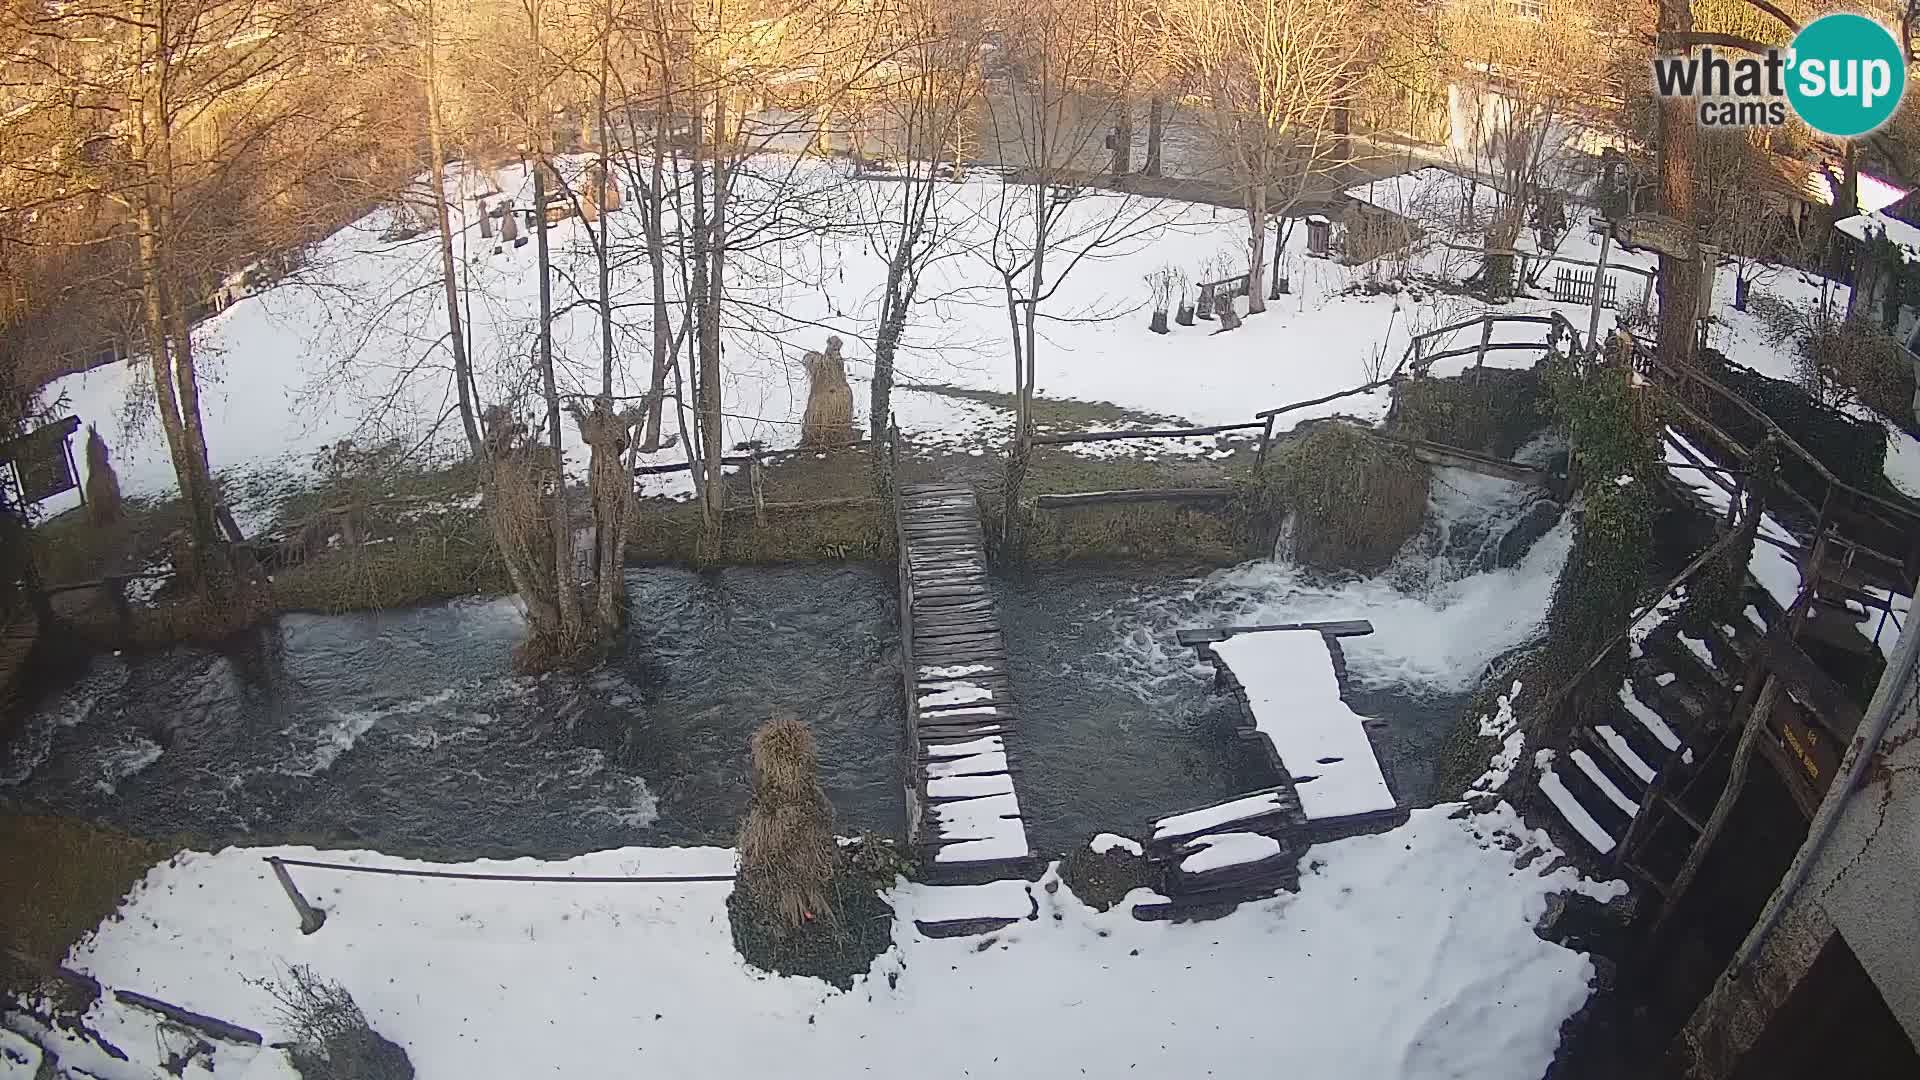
(28, 804, 1621, 1079)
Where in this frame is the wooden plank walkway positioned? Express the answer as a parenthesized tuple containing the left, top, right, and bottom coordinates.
(896, 484, 1034, 895)
(1137, 622, 1408, 920)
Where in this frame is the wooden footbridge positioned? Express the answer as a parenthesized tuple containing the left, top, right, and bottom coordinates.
(894, 483, 1035, 911)
(1132, 621, 1410, 920)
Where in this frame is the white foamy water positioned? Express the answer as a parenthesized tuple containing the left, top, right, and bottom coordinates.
(92, 736, 164, 795)
(1102, 461, 1574, 698)
(294, 687, 460, 776)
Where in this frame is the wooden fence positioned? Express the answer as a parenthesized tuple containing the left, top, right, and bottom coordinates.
(1554, 267, 1619, 309)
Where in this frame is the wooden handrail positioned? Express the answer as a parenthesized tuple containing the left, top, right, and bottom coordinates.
(1638, 342, 1920, 531)
(1534, 525, 1749, 721)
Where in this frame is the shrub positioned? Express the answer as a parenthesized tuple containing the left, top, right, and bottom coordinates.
(1750, 294, 1916, 430)
(1544, 349, 1662, 484)
(1254, 423, 1429, 574)
(1692, 346, 1893, 494)
(263, 966, 412, 1080)
(1389, 369, 1546, 456)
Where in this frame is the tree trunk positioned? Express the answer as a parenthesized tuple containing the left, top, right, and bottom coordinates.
(1144, 96, 1164, 178)
(1655, 0, 1700, 366)
(641, 108, 673, 450)
(872, 253, 909, 445)
(1246, 183, 1269, 315)
(533, 159, 582, 640)
(131, 0, 222, 584)
(697, 94, 728, 553)
(596, 14, 616, 401)
(425, 9, 482, 458)
(1111, 99, 1132, 181)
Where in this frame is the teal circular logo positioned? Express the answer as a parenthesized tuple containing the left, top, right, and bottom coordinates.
(1787, 14, 1906, 138)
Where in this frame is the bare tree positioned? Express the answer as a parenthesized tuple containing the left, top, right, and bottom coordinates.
(860, 0, 982, 461)
(978, 0, 1175, 545)
(1180, 0, 1359, 315)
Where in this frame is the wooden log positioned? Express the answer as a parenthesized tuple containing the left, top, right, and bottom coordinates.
(1029, 421, 1265, 446)
(266, 856, 327, 934)
(113, 990, 264, 1046)
(1174, 621, 1374, 646)
(1033, 487, 1237, 509)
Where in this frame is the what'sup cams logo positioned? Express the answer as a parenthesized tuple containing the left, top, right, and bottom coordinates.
(1653, 12, 1907, 137)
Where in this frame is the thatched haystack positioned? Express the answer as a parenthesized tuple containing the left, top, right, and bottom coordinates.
(1257, 422, 1429, 573)
(727, 712, 895, 988)
(83, 424, 122, 527)
(799, 336, 855, 448)
(735, 711, 838, 929)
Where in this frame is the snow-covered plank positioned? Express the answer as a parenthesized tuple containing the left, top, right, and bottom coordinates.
(1538, 757, 1617, 855)
(1151, 789, 1293, 841)
(918, 682, 993, 709)
(927, 773, 1015, 800)
(1616, 684, 1680, 751)
(926, 787, 1029, 865)
(1595, 725, 1657, 784)
(920, 663, 994, 680)
(1678, 633, 1715, 670)
(1664, 429, 1807, 612)
(1211, 631, 1396, 819)
(923, 736, 1003, 759)
(1178, 832, 1284, 874)
(1569, 749, 1639, 817)
(924, 750, 1008, 778)
(904, 880, 1033, 925)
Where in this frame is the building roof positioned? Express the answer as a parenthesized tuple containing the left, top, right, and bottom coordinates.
(1834, 210, 1920, 262)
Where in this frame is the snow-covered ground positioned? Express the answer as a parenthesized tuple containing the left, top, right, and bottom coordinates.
(32, 805, 1621, 1079)
(38, 156, 1618, 523)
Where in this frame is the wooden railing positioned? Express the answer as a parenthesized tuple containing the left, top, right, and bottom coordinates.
(1629, 337, 1920, 603)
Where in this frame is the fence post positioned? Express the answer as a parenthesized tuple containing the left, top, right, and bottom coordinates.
(750, 455, 767, 527)
(1254, 414, 1277, 468)
(1475, 317, 1494, 369)
(266, 857, 327, 935)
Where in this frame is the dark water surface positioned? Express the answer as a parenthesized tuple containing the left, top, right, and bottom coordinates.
(5, 467, 1566, 860)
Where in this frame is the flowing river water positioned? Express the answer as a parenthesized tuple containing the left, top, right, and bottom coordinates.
(2, 462, 1573, 859)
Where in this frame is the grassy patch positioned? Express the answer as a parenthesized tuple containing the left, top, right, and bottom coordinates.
(984, 444, 1260, 564)
(1059, 843, 1160, 912)
(272, 515, 506, 613)
(29, 495, 187, 586)
(0, 814, 173, 1001)
(912, 384, 1180, 434)
(1253, 422, 1429, 574)
(1388, 369, 1546, 456)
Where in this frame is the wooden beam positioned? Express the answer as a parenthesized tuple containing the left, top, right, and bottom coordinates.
(1033, 487, 1237, 508)
(1175, 620, 1375, 646)
(1030, 421, 1265, 446)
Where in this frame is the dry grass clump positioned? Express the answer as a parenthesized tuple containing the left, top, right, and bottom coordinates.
(736, 711, 838, 929)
